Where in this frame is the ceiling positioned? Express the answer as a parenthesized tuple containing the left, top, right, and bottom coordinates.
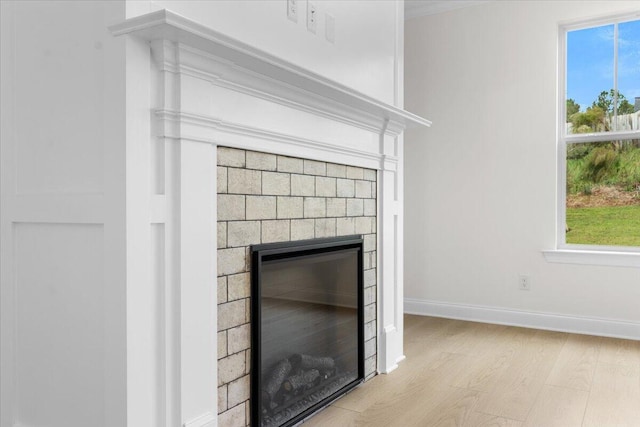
(405, 0, 492, 20)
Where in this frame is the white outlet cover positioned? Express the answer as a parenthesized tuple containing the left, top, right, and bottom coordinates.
(307, 2, 317, 33)
(325, 13, 335, 43)
(287, 0, 298, 23)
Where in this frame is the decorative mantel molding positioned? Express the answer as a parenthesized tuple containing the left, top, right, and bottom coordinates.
(154, 109, 389, 171)
(109, 9, 431, 136)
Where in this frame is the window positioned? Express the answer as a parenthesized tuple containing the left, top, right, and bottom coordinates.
(559, 15, 640, 251)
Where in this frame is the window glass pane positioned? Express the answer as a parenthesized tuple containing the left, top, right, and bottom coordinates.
(566, 140, 640, 246)
(566, 25, 614, 134)
(617, 19, 640, 131)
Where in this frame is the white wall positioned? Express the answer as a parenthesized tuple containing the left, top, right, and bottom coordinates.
(405, 1, 640, 336)
(0, 1, 128, 426)
(126, 0, 401, 105)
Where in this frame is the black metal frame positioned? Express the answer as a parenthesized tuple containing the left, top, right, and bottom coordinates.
(250, 235, 365, 427)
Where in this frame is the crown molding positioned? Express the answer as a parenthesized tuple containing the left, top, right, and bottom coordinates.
(405, 1, 492, 20)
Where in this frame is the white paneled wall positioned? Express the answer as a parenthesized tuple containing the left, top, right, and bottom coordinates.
(14, 224, 105, 426)
(0, 2, 128, 427)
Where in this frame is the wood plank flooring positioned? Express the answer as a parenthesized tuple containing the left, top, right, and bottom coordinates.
(302, 315, 640, 427)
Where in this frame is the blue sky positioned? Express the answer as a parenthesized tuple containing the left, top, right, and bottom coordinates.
(567, 19, 640, 111)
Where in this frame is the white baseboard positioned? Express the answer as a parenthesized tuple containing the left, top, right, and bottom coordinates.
(404, 298, 640, 341)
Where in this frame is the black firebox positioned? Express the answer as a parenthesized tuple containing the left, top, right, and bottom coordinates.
(250, 236, 364, 427)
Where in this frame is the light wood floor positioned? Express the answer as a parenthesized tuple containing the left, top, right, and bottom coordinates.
(303, 314, 640, 427)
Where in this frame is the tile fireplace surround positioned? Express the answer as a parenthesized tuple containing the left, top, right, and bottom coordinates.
(109, 10, 429, 427)
(216, 147, 378, 425)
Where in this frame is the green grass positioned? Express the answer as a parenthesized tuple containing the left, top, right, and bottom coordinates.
(566, 205, 640, 247)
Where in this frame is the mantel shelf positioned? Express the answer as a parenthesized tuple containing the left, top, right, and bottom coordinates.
(109, 9, 431, 133)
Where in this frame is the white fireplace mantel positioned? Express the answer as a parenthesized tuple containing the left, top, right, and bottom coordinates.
(110, 10, 431, 136)
(110, 9, 430, 427)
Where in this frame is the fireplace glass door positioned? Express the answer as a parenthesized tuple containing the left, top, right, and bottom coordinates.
(251, 236, 364, 427)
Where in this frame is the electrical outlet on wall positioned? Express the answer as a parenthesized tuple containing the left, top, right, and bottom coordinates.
(307, 1, 317, 33)
(287, 0, 298, 23)
(518, 275, 531, 291)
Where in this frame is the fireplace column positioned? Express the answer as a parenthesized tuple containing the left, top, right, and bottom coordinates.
(378, 129, 406, 373)
(152, 39, 218, 427)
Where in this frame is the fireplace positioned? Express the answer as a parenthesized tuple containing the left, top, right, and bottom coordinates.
(251, 236, 364, 427)
(216, 146, 378, 425)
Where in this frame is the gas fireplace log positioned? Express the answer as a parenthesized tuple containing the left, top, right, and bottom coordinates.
(262, 358, 292, 407)
(262, 372, 354, 427)
(290, 354, 335, 371)
(283, 369, 320, 393)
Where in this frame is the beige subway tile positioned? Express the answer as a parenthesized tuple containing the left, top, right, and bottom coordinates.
(228, 168, 262, 195)
(227, 221, 260, 248)
(218, 194, 245, 221)
(364, 234, 376, 252)
(218, 331, 228, 360)
(218, 352, 246, 386)
(336, 217, 356, 235)
(316, 176, 337, 197)
(218, 384, 228, 412)
(304, 197, 326, 218)
(315, 218, 337, 238)
(364, 286, 376, 305)
(262, 220, 290, 243)
(364, 199, 376, 216)
(326, 163, 347, 178)
(228, 375, 250, 408)
(346, 199, 364, 217)
(262, 171, 290, 195)
(355, 180, 372, 198)
(218, 299, 247, 331)
(337, 178, 355, 198)
(291, 219, 315, 240)
(364, 268, 377, 288)
(218, 276, 228, 304)
(217, 222, 227, 249)
(246, 196, 276, 220)
(218, 247, 247, 276)
(218, 402, 245, 427)
(355, 216, 373, 234)
(291, 174, 315, 196)
(327, 198, 346, 217)
(365, 337, 376, 358)
(228, 323, 251, 354)
(277, 196, 303, 219)
(363, 168, 377, 181)
(218, 147, 245, 167)
(246, 151, 276, 171)
(304, 159, 326, 176)
(346, 165, 364, 180)
(277, 155, 304, 174)
(228, 273, 250, 301)
(217, 166, 228, 193)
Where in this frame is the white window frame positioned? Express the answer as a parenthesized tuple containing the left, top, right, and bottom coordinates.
(545, 13, 640, 267)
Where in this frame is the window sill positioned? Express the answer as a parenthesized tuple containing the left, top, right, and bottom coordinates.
(542, 249, 640, 268)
